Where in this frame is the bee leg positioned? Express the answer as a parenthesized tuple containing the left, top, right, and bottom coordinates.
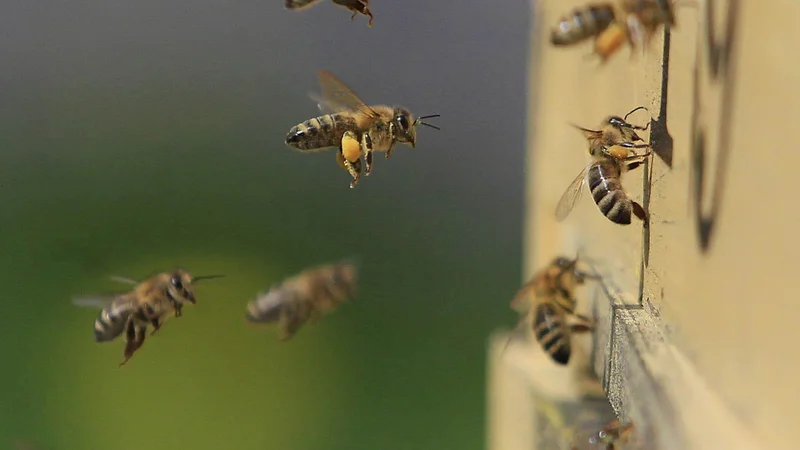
(385, 142, 396, 160)
(365, 150, 373, 176)
(119, 320, 146, 368)
(632, 201, 649, 224)
(573, 313, 594, 328)
(359, 1, 374, 27)
(344, 158, 362, 189)
(172, 300, 183, 318)
(361, 133, 374, 175)
(278, 315, 302, 341)
(148, 317, 162, 336)
(307, 308, 322, 325)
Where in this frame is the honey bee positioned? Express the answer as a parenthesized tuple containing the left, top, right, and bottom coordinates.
(571, 419, 634, 450)
(284, 0, 374, 27)
(551, 0, 678, 62)
(555, 106, 652, 225)
(285, 70, 440, 188)
(510, 256, 595, 365)
(246, 260, 358, 340)
(72, 270, 223, 367)
(550, 4, 618, 47)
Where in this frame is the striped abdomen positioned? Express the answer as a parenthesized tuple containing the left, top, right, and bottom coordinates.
(285, 114, 356, 151)
(532, 302, 572, 365)
(306, 263, 358, 312)
(550, 4, 616, 45)
(588, 159, 633, 225)
(93, 299, 137, 342)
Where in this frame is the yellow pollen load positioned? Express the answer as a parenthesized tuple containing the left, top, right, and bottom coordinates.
(341, 134, 362, 163)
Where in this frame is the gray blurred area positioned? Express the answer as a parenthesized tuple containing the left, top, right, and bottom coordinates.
(0, 1, 529, 449)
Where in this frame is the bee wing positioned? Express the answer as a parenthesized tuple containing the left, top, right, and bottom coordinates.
(509, 282, 536, 313)
(284, 0, 323, 10)
(108, 275, 139, 285)
(555, 165, 589, 222)
(71, 293, 120, 309)
(315, 70, 379, 118)
(246, 287, 291, 323)
(72, 292, 139, 312)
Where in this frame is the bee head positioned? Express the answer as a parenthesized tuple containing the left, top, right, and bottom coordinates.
(332, 259, 360, 298)
(553, 256, 577, 271)
(167, 269, 196, 304)
(393, 108, 440, 148)
(171, 271, 225, 305)
(606, 115, 644, 143)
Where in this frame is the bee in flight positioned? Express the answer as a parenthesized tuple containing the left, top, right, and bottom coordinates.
(72, 270, 223, 367)
(285, 0, 374, 27)
(555, 106, 652, 226)
(246, 260, 358, 341)
(285, 70, 440, 188)
(571, 419, 634, 450)
(550, 0, 680, 62)
(509, 255, 596, 365)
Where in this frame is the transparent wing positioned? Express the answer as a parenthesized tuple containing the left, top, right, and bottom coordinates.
(71, 294, 119, 309)
(315, 70, 379, 118)
(108, 275, 139, 285)
(284, 0, 323, 10)
(555, 165, 589, 222)
(71, 291, 138, 312)
(246, 286, 292, 323)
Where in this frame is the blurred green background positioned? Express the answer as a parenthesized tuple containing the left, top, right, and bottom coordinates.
(0, 1, 529, 448)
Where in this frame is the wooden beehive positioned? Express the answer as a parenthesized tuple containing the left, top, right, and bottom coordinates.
(487, 1, 799, 449)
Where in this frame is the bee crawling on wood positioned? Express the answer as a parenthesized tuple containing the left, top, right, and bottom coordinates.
(73, 270, 224, 367)
(508, 255, 598, 365)
(246, 259, 358, 340)
(555, 106, 653, 226)
(284, 0, 374, 27)
(285, 70, 440, 188)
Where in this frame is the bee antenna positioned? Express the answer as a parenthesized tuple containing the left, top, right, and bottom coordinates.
(193, 274, 226, 283)
(623, 106, 650, 122)
(570, 123, 601, 135)
(415, 114, 441, 131)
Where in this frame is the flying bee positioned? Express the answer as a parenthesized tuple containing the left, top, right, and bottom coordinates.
(73, 270, 223, 367)
(551, 0, 680, 63)
(550, 4, 618, 47)
(571, 419, 634, 450)
(509, 256, 596, 365)
(285, 70, 440, 188)
(555, 106, 652, 226)
(284, 0, 374, 27)
(246, 260, 358, 341)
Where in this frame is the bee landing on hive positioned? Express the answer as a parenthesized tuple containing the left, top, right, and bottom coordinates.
(72, 270, 224, 367)
(555, 106, 653, 226)
(285, 70, 440, 188)
(507, 255, 599, 365)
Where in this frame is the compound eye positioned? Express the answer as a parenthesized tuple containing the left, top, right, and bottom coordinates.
(171, 276, 183, 289)
(396, 115, 409, 130)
